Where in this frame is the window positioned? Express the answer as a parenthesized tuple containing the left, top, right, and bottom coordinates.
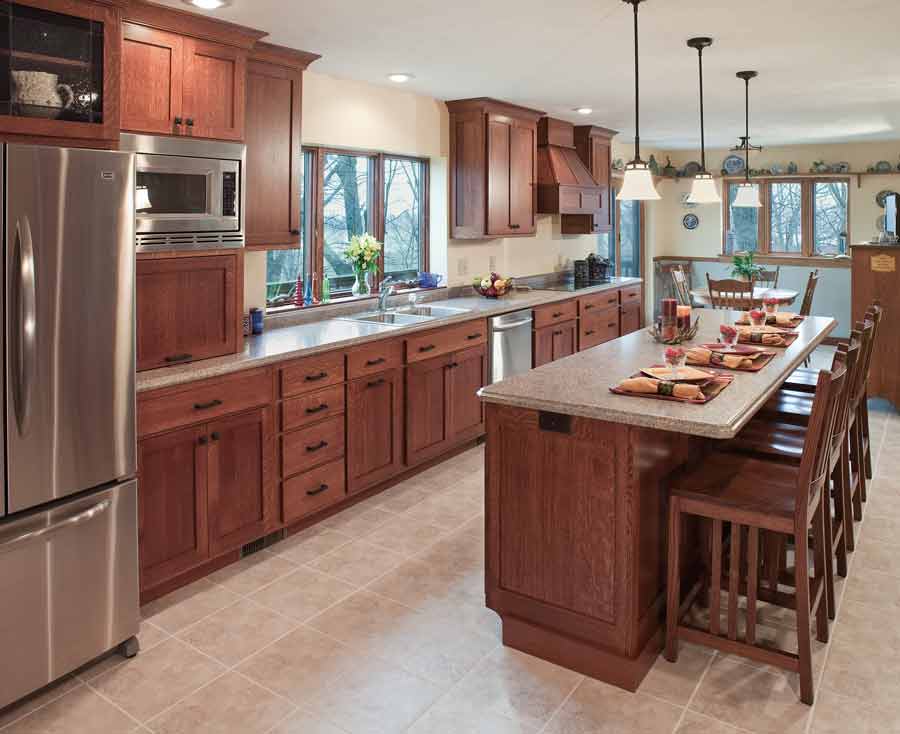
(322, 152, 372, 293)
(723, 177, 848, 257)
(602, 190, 642, 278)
(383, 157, 426, 282)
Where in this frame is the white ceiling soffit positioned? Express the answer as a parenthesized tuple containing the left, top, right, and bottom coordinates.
(159, 0, 900, 149)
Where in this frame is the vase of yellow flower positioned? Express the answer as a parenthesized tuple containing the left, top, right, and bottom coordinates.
(345, 233, 382, 296)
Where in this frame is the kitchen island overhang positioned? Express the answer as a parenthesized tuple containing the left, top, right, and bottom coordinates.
(480, 312, 836, 690)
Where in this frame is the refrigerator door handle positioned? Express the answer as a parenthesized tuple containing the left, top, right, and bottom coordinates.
(12, 216, 37, 435)
(0, 499, 111, 556)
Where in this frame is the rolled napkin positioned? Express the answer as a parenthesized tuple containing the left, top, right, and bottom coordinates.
(618, 376, 702, 399)
(773, 312, 798, 327)
(686, 347, 753, 370)
(737, 330, 786, 346)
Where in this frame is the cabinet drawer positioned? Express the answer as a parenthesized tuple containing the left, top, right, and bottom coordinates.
(579, 306, 621, 350)
(281, 352, 345, 397)
(282, 459, 346, 523)
(138, 367, 273, 438)
(347, 339, 403, 379)
(579, 290, 620, 315)
(533, 300, 578, 329)
(282, 415, 345, 478)
(405, 319, 487, 363)
(620, 285, 642, 304)
(282, 384, 345, 432)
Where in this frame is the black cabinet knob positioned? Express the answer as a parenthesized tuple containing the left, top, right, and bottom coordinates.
(174, 116, 183, 125)
(290, 229, 301, 236)
(186, 118, 194, 127)
(198, 436, 208, 445)
(211, 432, 220, 442)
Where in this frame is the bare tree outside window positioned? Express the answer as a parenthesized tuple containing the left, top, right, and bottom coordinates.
(323, 153, 370, 291)
(383, 157, 424, 281)
(727, 183, 760, 253)
(769, 182, 802, 253)
(814, 181, 848, 255)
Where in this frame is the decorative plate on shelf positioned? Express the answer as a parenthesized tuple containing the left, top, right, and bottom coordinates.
(682, 161, 702, 177)
(875, 161, 893, 173)
(722, 155, 745, 175)
(876, 189, 897, 208)
(682, 213, 700, 230)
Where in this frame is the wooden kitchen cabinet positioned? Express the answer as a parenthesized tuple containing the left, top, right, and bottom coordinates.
(620, 287, 643, 336)
(446, 98, 544, 239)
(406, 343, 487, 465)
(121, 24, 184, 136)
(245, 43, 318, 249)
(347, 368, 404, 494)
(182, 37, 246, 141)
(564, 125, 618, 235)
(207, 407, 275, 555)
(136, 253, 241, 371)
(533, 321, 577, 367)
(138, 424, 209, 591)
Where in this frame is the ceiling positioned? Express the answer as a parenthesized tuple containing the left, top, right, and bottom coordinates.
(159, 0, 900, 149)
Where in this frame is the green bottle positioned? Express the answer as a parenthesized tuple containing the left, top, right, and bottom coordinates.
(321, 276, 331, 303)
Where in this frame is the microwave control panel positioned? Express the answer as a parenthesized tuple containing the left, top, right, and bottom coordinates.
(222, 171, 237, 217)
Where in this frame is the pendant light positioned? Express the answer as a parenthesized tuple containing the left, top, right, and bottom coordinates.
(732, 70, 762, 208)
(686, 37, 720, 204)
(618, 0, 660, 201)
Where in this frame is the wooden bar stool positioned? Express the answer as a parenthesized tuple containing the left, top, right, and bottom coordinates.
(665, 358, 847, 705)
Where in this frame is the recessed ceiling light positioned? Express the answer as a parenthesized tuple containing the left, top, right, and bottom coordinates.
(182, 0, 231, 9)
(574, 107, 593, 115)
(388, 73, 414, 83)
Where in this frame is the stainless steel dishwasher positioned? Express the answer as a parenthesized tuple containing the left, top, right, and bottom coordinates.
(489, 309, 533, 383)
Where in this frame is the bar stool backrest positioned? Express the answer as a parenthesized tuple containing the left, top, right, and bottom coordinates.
(706, 275, 755, 310)
(851, 318, 876, 410)
(832, 336, 859, 462)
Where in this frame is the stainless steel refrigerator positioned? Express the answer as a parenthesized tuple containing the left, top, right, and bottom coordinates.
(0, 144, 139, 710)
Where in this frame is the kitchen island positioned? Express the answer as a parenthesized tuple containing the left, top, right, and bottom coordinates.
(479, 311, 836, 691)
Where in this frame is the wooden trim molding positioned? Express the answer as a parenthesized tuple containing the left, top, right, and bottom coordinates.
(654, 254, 851, 269)
(125, 0, 267, 48)
(250, 41, 320, 70)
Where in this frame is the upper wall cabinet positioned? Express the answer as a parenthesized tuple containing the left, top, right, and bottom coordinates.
(571, 125, 617, 234)
(121, 1, 266, 141)
(446, 98, 544, 239)
(245, 42, 319, 249)
(0, 0, 125, 144)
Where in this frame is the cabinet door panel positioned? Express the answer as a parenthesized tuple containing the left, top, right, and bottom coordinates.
(509, 123, 536, 233)
(207, 407, 273, 555)
(486, 119, 511, 235)
(621, 302, 641, 336)
(533, 325, 554, 368)
(406, 354, 451, 465)
(183, 38, 246, 141)
(137, 255, 238, 371)
(347, 369, 404, 494)
(246, 59, 302, 247)
(448, 345, 486, 440)
(122, 23, 184, 135)
(552, 322, 577, 362)
(138, 425, 208, 591)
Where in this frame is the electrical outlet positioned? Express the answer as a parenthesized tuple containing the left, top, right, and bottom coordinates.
(457, 257, 468, 276)
(489, 255, 497, 271)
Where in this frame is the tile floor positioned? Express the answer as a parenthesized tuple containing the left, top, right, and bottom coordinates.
(1, 397, 898, 733)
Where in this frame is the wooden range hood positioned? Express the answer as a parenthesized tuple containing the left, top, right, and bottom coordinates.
(536, 117, 605, 217)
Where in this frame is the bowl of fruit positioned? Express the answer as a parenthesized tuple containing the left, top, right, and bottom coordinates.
(473, 273, 513, 298)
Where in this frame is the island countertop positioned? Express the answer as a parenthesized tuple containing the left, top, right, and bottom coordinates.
(479, 310, 836, 439)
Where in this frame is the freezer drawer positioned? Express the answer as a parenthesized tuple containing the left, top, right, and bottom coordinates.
(0, 480, 139, 710)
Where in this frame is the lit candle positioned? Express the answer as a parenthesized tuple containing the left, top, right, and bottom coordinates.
(676, 305, 692, 330)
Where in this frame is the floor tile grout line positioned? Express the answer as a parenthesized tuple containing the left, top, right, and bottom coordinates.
(79, 673, 157, 731)
(672, 649, 717, 731)
(534, 672, 586, 734)
(0, 679, 89, 732)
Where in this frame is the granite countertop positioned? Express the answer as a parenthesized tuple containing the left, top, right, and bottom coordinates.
(137, 277, 643, 393)
(479, 311, 836, 439)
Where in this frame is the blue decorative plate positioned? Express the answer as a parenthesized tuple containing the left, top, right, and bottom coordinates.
(723, 155, 745, 175)
(683, 213, 700, 230)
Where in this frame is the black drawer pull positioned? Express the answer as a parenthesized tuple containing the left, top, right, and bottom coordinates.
(306, 440, 328, 452)
(466, 333, 482, 340)
(367, 378, 386, 388)
(211, 432, 220, 442)
(305, 371, 328, 382)
(198, 435, 208, 445)
(194, 399, 223, 411)
(553, 330, 563, 336)
(552, 312, 563, 318)
(585, 330, 596, 336)
(290, 228, 301, 236)
(164, 353, 193, 363)
(584, 304, 594, 311)
(365, 357, 386, 366)
(306, 403, 329, 414)
(510, 224, 521, 229)
(307, 484, 329, 497)
(609, 323, 617, 329)
(419, 344, 436, 353)
(448, 362, 459, 369)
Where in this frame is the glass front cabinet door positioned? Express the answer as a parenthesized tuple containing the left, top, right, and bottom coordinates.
(0, 0, 121, 142)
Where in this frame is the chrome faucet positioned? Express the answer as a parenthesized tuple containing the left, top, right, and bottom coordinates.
(378, 276, 397, 312)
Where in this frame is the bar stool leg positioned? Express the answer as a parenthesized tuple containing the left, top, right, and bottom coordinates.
(665, 497, 682, 663)
(840, 440, 856, 552)
(821, 481, 836, 620)
(832, 463, 848, 578)
(861, 398, 873, 481)
(813, 503, 830, 641)
(794, 518, 815, 705)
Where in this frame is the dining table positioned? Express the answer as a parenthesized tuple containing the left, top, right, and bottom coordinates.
(690, 286, 799, 308)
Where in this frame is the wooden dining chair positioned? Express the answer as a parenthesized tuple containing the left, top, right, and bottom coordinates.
(706, 274, 755, 310)
(672, 266, 692, 306)
(758, 266, 780, 290)
(858, 302, 883, 482)
(665, 354, 846, 705)
(799, 269, 820, 317)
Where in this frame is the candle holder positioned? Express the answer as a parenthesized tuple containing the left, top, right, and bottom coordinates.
(647, 316, 701, 344)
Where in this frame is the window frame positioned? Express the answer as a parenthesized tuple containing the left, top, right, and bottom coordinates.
(722, 176, 849, 258)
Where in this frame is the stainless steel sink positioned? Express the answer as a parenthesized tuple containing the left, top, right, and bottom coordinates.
(343, 310, 435, 326)
(394, 305, 471, 318)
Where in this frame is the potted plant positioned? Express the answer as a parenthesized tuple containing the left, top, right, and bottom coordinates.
(344, 233, 381, 295)
(730, 251, 763, 282)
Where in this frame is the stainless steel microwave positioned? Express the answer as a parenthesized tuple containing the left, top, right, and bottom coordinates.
(120, 133, 245, 252)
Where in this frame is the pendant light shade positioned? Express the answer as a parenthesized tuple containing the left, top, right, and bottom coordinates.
(619, 0, 660, 202)
(732, 182, 761, 208)
(686, 36, 720, 204)
(732, 70, 761, 209)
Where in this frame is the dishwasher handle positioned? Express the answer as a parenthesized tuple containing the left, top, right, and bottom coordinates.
(491, 317, 533, 333)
